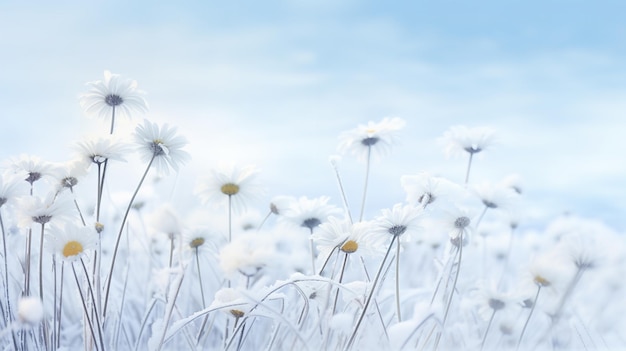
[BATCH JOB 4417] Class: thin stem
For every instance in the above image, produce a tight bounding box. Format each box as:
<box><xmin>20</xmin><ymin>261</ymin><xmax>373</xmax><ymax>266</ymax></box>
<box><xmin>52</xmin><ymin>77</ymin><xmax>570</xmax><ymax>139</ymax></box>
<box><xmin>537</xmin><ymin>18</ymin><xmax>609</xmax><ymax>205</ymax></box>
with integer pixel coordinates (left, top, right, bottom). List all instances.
<box><xmin>331</xmin><ymin>161</ymin><xmax>353</xmax><ymax>224</ymax></box>
<box><xmin>72</xmin><ymin>263</ymin><xmax>101</xmax><ymax>351</ymax></box>
<box><xmin>464</xmin><ymin>152</ymin><xmax>475</xmax><ymax>185</ymax></box>
<box><xmin>228</xmin><ymin>195</ymin><xmax>232</xmax><ymax>243</ymax></box>
<box><xmin>358</xmin><ymin>145</ymin><xmax>372</xmax><ymax>222</ymax></box>
<box><xmin>442</xmin><ymin>231</ymin><xmax>464</xmax><ymax>324</ymax></box>
<box><xmin>168</xmin><ymin>236</ymin><xmax>175</xmax><ymax>269</ymax></box>
<box><xmin>195</xmin><ymin>248</ymin><xmax>206</xmax><ymax>308</ymax></box>
<box><xmin>332</xmin><ymin>252</ymin><xmax>349</xmax><ymax>314</ymax></box>
<box><xmin>0</xmin><ymin>212</ymin><xmax>18</xmax><ymax>351</ymax></box>
<box><xmin>58</xmin><ymin>262</ymin><xmax>65</xmax><ymax>349</ymax></box>
<box><xmin>154</xmin><ymin>268</ymin><xmax>186</xmax><ymax>351</ymax></box>
<box><xmin>480</xmin><ymin>309</ymin><xmax>497</xmax><ymax>351</ymax></box>
<box><xmin>38</xmin><ymin>223</ymin><xmax>45</xmax><ymax>302</ymax></box>
<box><xmin>516</xmin><ymin>285</ymin><xmax>542</xmax><ymax>350</ymax></box>
<box><xmin>80</xmin><ymin>258</ymin><xmax>106</xmax><ymax>351</ymax></box>
<box><xmin>345</xmin><ymin>235</ymin><xmax>398</xmax><ymax>350</ymax></box>
<box><xmin>308</xmin><ymin>232</ymin><xmax>316</xmax><ymax>275</ymax></box>
<box><xmin>103</xmin><ymin>154</ymin><xmax>156</xmax><ymax>318</ymax></box>
<box><xmin>110</xmin><ymin>105</ymin><xmax>116</xmax><ymax>134</ymax></box>
<box><xmin>395</xmin><ymin>238</ymin><xmax>402</xmax><ymax>323</ymax></box>
<box><xmin>256</xmin><ymin>210</ymin><xmax>272</xmax><ymax>232</ymax></box>
<box><xmin>24</xmin><ymin>228</ymin><xmax>32</xmax><ymax>296</ymax></box>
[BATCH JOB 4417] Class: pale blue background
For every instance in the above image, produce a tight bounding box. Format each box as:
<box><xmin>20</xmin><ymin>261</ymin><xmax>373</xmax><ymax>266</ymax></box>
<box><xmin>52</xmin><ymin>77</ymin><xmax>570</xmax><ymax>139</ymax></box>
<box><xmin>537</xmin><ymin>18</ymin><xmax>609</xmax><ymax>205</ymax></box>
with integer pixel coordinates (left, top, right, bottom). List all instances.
<box><xmin>1</xmin><ymin>1</ymin><xmax>625</xmax><ymax>230</ymax></box>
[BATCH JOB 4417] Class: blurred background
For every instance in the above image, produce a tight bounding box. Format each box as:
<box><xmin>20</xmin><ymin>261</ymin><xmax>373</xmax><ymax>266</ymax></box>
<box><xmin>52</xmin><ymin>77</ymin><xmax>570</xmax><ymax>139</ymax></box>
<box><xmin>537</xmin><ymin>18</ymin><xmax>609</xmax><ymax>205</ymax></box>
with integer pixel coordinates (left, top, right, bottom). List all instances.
<box><xmin>1</xmin><ymin>0</ymin><xmax>625</xmax><ymax>230</ymax></box>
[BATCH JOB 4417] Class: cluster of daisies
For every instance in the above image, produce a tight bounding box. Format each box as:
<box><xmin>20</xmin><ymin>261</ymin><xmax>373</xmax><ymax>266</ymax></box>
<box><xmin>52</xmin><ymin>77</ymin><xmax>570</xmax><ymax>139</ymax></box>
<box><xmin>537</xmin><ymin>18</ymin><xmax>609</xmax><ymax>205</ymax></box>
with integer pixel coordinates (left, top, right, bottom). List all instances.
<box><xmin>0</xmin><ymin>71</ymin><xmax>624</xmax><ymax>351</ymax></box>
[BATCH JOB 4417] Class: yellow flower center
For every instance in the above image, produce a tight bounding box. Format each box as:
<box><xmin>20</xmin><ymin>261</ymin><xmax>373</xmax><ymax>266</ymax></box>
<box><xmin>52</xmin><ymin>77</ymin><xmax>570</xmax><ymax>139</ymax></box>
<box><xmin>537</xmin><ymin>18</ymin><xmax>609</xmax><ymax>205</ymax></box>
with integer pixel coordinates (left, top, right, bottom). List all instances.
<box><xmin>221</xmin><ymin>183</ymin><xmax>240</xmax><ymax>196</ymax></box>
<box><xmin>533</xmin><ymin>275</ymin><xmax>551</xmax><ymax>287</ymax></box>
<box><xmin>340</xmin><ymin>240</ymin><xmax>358</xmax><ymax>254</ymax></box>
<box><xmin>190</xmin><ymin>237</ymin><xmax>205</xmax><ymax>248</ymax></box>
<box><xmin>230</xmin><ymin>309</ymin><xmax>245</xmax><ymax>318</ymax></box>
<box><xmin>63</xmin><ymin>241</ymin><xmax>84</xmax><ymax>258</ymax></box>
<box><xmin>366</xmin><ymin>128</ymin><xmax>377</xmax><ymax>134</ymax></box>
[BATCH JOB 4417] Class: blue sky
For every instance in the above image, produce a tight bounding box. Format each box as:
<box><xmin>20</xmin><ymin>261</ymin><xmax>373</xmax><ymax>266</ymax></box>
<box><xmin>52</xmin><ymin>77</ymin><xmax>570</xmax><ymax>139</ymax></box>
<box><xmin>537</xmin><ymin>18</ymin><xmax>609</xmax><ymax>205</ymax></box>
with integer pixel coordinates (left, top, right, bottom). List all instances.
<box><xmin>1</xmin><ymin>1</ymin><xmax>625</xmax><ymax>229</ymax></box>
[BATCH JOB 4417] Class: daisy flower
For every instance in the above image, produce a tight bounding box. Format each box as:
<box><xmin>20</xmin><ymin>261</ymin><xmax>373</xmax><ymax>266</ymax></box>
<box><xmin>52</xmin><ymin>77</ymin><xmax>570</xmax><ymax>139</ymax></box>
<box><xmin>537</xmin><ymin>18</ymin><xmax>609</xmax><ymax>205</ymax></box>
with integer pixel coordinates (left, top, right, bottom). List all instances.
<box><xmin>440</xmin><ymin>125</ymin><xmax>496</xmax><ymax>158</ymax></box>
<box><xmin>283</xmin><ymin>196</ymin><xmax>342</xmax><ymax>233</ymax></box>
<box><xmin>313</xmin><ymin>217</ymin><xmax>383</xmax><ymax>257</ymax></box>
<box><xmin>473</xmin><ymin>181</ymin><xmax>519</xmax><ymax>210</ymax></box>
<box><xmin>79</xmin><ymin>70</ymin><xmax>148</xmax><ymax>121</ymax></box>
<box><xmin>218</xmin><ymin>232</ymin><xmax>275</xmax><ymax>278</ymax></box>
<box><xmin>134</xmin><ymin>119</ymin><xmax>191</xmax><ymax>176</ymax></box>
<box><xmin>400</xmin><ymin>172</ymin><xmax>465</xmax><ymax>209</ymax></box>
<box><xmin>372</xmin><ymin>203</ymin><xmax>423</xmax><ymax>242</ymax></box>
<box><xmin>74</xmin><ymin>133</ymin><xmax>131</xmax><ymax>166</ymax></box>
<box><xmin>148</xmin><ymin>204</ymin><xmax>183</xmax><ymax>240</ymax></box>
<box><xmin>437</xmin><ymin>205</ymin><xmax>474</xmax><ymax>245</ymax></box>
<box><xmin>195</xmin><ymin>164</ymin><xmax>265</xmax><ymax>214</ymax></box>
<box><xmin>52</xmin><ymin>158</ymin><xmax>90</xmax><ymax>193</ymax></box>
<box><xmin>184</xmin><ymin>226</ymin><xmax>220</xmax><ymax>252</ymax></box>
<box><xmin>0</xmin><ymin>171</ymin><xmax>28</xmax><ymax>208</ymax></box>
<box><xmin>16</xmin><ymin>192</ymin><xmax>74</xmax><ymax>228</ymax></box>
<box><xmin>8</xmin><ymin>154</ymin><xmax>58</xmax><ymax>187</ymax></box>
<box><xmin>46</xmin><ymin>222</ymin><xmax>98</xmax><ymax>262</ymax></box>
<box><xmin>338</xmin><ymin>117</ymin><xmax>406</xmax><ymax>162</ymax></box>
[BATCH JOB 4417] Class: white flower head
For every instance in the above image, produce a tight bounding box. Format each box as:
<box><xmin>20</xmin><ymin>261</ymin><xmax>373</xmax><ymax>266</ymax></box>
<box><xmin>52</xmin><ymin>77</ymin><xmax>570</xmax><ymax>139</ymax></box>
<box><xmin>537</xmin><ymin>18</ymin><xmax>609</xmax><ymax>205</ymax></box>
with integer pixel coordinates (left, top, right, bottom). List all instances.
<box><xmin>338</xmin><ymin>117</ymin><xmax>406</xmax><ymax>162</ymax></box>
<box><xmin>440</xmin><ymin>125</ymin><xmax>496</xmax><ymax>158</ymax></box>
<box><xmin>134</xmin><ymin>119</ymin><xmax>191</xmax><ymax>176</ymax></box>
<box><xmin>437</xmin><ymin>206</ymin><xmax>474</xmax><ymax>245</ymax></box>
<box><xmin>184</xmin><ymin>226</ymin><xmax>221</xmax><ymax>252</ymax></box>
<box><xmin>8</xmin><ymin>154</ymin><xmax>58</xmax><ymax>186</ymax></box>
<box><xmin>16</xmin><ymin>192</ymin><xmax>74</xmax><ymax>228</ymax></box>
<box><xmin>314</xmin><ymin>217</ymin><xmax>384</xmax><ymax>258</ymax></box>
<box><xmin>79</xmin><ymin>70</ymin><xmax>148</xmax><ymax>120</ymax></box>
<box><xmin>74</xmin><ymin>133</ymin><xmax>131</xmax><ymax>166</ymax></box>
<box><xmin>52</xmin><ymin>158</ymin><xmax>90</xmax><ymax>193</ymax></box>
<box><xmin>218</xmin><ymin>232</ymin><xmax>275</xmax><ymax>278</ymax></box>
<box><xmin>148</xmin><ymin>204</ymin><xmax>183</xmax><ymax>239</ymax></box>
<box><xmin>473</xmin><ymin>181</ymin><xmax>519</xmax><ymax>210</ymax></box>
<box><xmin>268</xmin><ymin>195</ymin><xmax>296</xmax><ymax>216</ymax></box>
<box><xmin>195</xmin><ymin>163</ymin><xmax>265</xmax><ymax>214</ymax></box>
<box><xmin>400</xmin><ymin>172</ymin><xmax>465</xmax><ymax>209</ymax></box>
<box><xmin>46</xmin><ymin>222</ymin><xmax>98</xmax><ymax>262</ymax></box>
<box><xmin>283</xmin><ymin>196</ymin><xmax>343</xmax><ymax>233</ymax></box>
<box><xmin>17</xmin><ymin>296</ymin><xmax>44</xmax><ymax>325</ymax></box>
<box><xmin>372</xmin><ymin>203</ymin><xmax>423</xmax><ymax>242</ymax></box>
<box><xmin>0</xmin><ymin>171</ymin><xmax>29</xmax><ymax>208</ymax></box>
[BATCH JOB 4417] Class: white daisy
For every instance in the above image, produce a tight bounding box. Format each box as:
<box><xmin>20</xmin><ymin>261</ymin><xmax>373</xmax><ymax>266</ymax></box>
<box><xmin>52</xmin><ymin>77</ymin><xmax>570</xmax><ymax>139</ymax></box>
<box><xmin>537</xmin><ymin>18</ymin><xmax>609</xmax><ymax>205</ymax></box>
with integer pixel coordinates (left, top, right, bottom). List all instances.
<box><xmin>134</xmin><ymin>119</ymin><xmax>191</xmax><ymax>176</ymax></box>
<box><xmin>313</xmin><ymin>217</ymin><xmax>383</xmax><ymax>257</ymax></box>
<box><xmin>0</xmin><ymin>171</ymin><xmax>28</xmax><ymax>208</ymax></box>
<box><xmin>195</xmin><ymin>164</ymin><xmax>265</xmax><ymax>214</ymax></box>
<box><xmin>218</xmin><ymin>232</ymin><xmax>275</xmax><ymax>278</ymax></box>
<box><xmin>282</xmin><ymin>196</ymin><xmax>342</xmax><ymax>233</ymax></box>
<box><xmin>46</xmin><ymin>222</ymin><xmax>98</xmax><ymax>262</ymax></box>
<box><xmin>473</xmin><ymin>181</ymin><xmax>519</xmax><ymax>210</ymax></box>
<box><xmin>440</xmin><ymin>125</ymin><xmax>496</xmax><ymax>158</ymax></box>
<box><xmin>16</xmin><ymin>192</ymin><xmax>74</xmax><ymax>228</ymax></box>
<box><xmin>338</xmin><ymin>117</ymin><xmax>406</xmax><ymax>162</ymax></box>
<box><xmin>79</xmin><ymin>70</ymin><xmax>148</xmax><ymax>121</ymax></box>
<box><xmin>372</xmin><ymin>203</ymin><xmax>423</xmax><ymax>242</ymax></box>
<box><xmin>400</xmin><ymin>172</ymin><xmax>465</xmax><ymax>209</ymax></box>
<box><xmin>74</xmin><ymin>133</ymin><xmax>131</xmax><ymax>166</ymax></box>
<box><xmin>8</xmin><ymin>154</ymin><xmax>58</xmax><ymax>187</ymax></box>
<box><xmin>52</xmin><ymin>158</ymin><xmax>90</xmax><ymax>193</ymax></box>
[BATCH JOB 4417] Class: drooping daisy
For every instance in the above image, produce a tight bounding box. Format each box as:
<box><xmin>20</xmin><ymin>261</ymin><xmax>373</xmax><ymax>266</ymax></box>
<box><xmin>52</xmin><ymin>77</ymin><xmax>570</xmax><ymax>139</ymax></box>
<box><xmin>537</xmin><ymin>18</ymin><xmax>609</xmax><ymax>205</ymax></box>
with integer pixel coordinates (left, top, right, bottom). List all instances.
<box><xmin>134</xmin><ymin>119</ymin><xmax>191</xmax><ymax>176</ymax></box>
<box><xmin>195</xmin><ymin>164</ymin><xmax>265</xmax><ymax>214</ymax></box>
<box><xmin>74</xmin><ymin>133</ymin><xmax>131</xmax><ymax>166</ymax></box>
<box><xmin>338</xmin><ymin>117</ymin><xmax>406</xmax><ymax>162</ymax></box>
<box><xmin>79</xmin><ymin>70</ymin><xmax>148</xmax><ymax>121</ymax></box>
<box><xmin>473</xmin><ymin>181</ymin><xmax>519</xmax><ymax>211</ymax></box>
<box><xmin>46</xmin><ymin>222</ymin><xmax>98</xmax><ymax>262</ymax></box>
<box><xmin>283</xmin><ymin>196</ymin><xmax>342</xmax><ymax>233</ymax></box>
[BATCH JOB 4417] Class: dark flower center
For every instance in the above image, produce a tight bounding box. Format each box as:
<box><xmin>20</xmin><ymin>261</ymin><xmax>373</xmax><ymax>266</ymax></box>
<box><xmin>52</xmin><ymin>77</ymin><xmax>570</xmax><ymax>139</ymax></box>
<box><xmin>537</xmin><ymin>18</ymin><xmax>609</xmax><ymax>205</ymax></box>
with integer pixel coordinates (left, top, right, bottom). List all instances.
<box><xmin>0</xmin><ymin>198</ymin><xmax>7</xmax><ymax>207</ymax></box>
<box><xmin>388</xmin><ymin>225</ymin><xmax>407</xmax><ymax>236</ymax></box>
<box><xmin>488</xmin><ymin>298</ymin><xmax>505</xmax><ymax>310</ymax></box>
<box><xmin>26</xmin><ymin>172</ymin><xmax>41</xmax><ymax>184</ymax></box>
<box><xmin>302</xmin><ymin>218</ymin><xmax>321</xmax><ymax>231</ymax></box>
<box><xmin>361</xmin><ymin>137</ymin><xmax>380</xmax><ymax>146</ymax></box>
<box><xmin>454</xmin><ymin>216</ymin><xmax>470</xmax><ymax>229</ymax></box>
<box><xmin>62</xmin><ymin>177</ymin><xmax>78</xmax><ymax>189</ymax></box>
<box><xmin>482</xmin><ymin>200</ymin><xmax>497</xmax><ymax>209</ymax></box>
<box><xmin>464</xmin><ymin>146</ymin><xmax>482</xmax><ymax>154</ymax></box>
<box><xmin>150</xmin><ymin>141</ymin><xmax>166</xmax><ymax>156</ymax></box>
<box><xmin>419</xmin><ymin>193</ymin><xmax>436</xmax><ymax>205</ymax></box>
<box><xmin>33</xmin><ymin>215</ymin><xmax>52</xmax><ymax>224</ymax></box>
<box><xmin>105</xmin><ymin>94</ymin><xmax>124</xmax><ymax>107</ymax></box>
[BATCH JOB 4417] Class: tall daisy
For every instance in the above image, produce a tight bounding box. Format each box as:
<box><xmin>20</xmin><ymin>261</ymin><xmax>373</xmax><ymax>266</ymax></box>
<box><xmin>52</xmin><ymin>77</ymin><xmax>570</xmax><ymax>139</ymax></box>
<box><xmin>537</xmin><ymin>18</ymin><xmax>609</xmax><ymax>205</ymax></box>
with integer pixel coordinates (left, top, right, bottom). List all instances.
<box><xmin>338</xmin><ymin>117</ymin><xmax>405</xmax><ymax>221</ymax></box>
<box><xmin>104</xmin><ymin>119</ymin><xmax>189</xmax><ymax>317</ymax></box>
<box><xmin>79</xmin><ymin>70</ymin><xmax>148</xmax><ymax>133</ymax></box>
<box><xmin>46</xmin><ymin>222</ymin><xmax>98</xmax><ymax>263</ymax></box>
<box><xmin>440</xmin><ymin>125</ymin><xmax>496</xmax><ymax>184</ymax></box>
<box><xmin>372</xmin><ymin>203</ymin><xmax>422</xmax><ymax>322</ymax></box>
<box><xmin>8</xmin><ymin>154</ymin><xmax>58</xmax><ymax>193</ymax></box>
<box><xmin>195</xmin><ymin>163</ymin><xmax>265</xmax><ymax>214</ymax></box>
<box><xmin>134</xmin><ymin>119</ymin><xmax>191</xmax><ymax>176</ymax></box>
